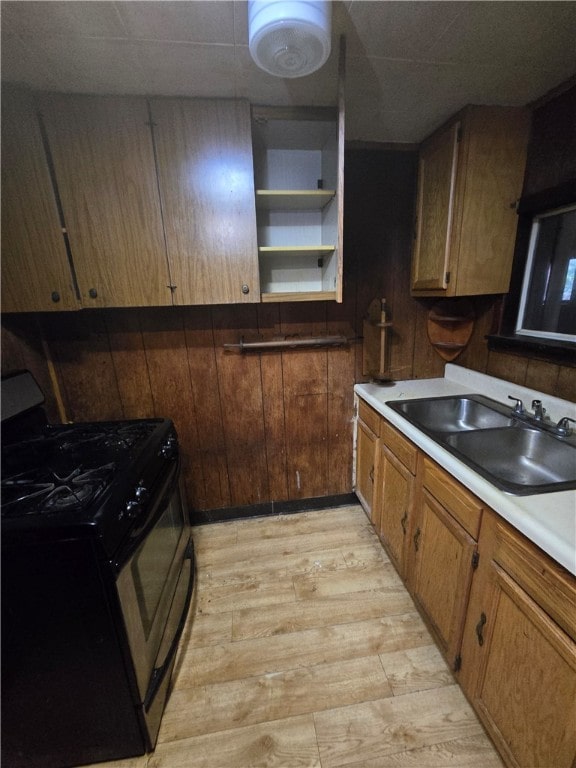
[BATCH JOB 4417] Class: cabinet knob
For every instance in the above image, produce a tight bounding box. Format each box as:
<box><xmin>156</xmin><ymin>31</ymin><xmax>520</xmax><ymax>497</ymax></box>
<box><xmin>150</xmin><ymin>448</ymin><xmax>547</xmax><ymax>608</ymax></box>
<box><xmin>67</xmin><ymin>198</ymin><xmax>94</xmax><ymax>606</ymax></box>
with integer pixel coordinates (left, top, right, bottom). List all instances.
<box><xmin>51</xmin><ymin>291</ymin><xmax>61</xmax><ymax>303</ymax></box>
<box><xmin>88</xmin><ymin>288</ymin><xmax>98</xmax><ymax>299</ymax></box>
<box><xmin>241</xmin><ymin>284</ymin><xmax>250</xmax><ymax>295</ymax></box>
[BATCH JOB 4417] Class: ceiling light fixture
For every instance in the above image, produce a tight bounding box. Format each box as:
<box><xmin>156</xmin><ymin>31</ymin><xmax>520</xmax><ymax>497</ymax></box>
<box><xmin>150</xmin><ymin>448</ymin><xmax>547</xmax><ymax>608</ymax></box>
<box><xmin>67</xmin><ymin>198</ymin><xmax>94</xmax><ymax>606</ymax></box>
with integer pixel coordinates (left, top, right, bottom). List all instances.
<box><xmin>248</xmin><ymin>0</ymin><xmax>332</xmax><ymax>79</ymax></box>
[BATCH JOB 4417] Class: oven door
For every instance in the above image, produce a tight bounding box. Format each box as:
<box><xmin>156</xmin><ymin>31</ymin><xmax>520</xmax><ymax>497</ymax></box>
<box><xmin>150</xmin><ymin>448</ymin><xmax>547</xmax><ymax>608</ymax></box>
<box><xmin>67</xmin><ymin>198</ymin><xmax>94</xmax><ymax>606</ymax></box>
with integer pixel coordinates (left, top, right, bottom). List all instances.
<box><xmin>115</xmin><ymin>459</ymin><xmax>194</xmax><ymax>745</ymax></box>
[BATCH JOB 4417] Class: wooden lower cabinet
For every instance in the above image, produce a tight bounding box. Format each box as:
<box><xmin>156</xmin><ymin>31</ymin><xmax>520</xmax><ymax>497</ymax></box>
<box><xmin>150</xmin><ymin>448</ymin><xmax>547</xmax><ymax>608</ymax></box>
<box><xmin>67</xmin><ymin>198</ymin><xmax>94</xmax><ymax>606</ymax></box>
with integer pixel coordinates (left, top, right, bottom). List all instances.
<box><xmin>374</xmin><ymin>421</ymin><xmax>417</xmax><ymax>578</ymax></box>
<box><xmin>355</xmin><ymin>400</ymin><xmax>381</xmax><ymax>520</ymax></box>
<box><xmin>354</xmin><ymin>398</ymin><xmax>576</xmax><ymax>767</ymax></box>
<box><xmin>459</xmin><ymin>510</ymin><xmax>576</xmax><ymax>768</ymax></box>
<box><xmin>408</xmin><ymin>459</ymin><xmax>482</xmax><ymax>669</ymax></box>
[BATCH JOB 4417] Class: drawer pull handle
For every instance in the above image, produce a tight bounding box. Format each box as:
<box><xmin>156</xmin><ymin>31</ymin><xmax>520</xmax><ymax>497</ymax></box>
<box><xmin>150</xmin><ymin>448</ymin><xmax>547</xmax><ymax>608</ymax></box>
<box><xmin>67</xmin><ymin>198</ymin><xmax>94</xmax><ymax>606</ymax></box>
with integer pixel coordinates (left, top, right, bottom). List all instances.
<box><xmin>400</xmin><ymin>511</ymin><xmax>408</xmax><ymax>535</ymax></box>
<box><xmin>413</xmin><ymin>526</ymin><xmax>421</xmax><ymax>552</ymax></box>
<box><xmin>476</xmin><ymin>612</ymin><xmax>487</xmax><ymax>646</ymax></box>
<box><xmin>369</xmin><ymin>466</ymin><xmax>374</xmax><ymax>483</ymax></box>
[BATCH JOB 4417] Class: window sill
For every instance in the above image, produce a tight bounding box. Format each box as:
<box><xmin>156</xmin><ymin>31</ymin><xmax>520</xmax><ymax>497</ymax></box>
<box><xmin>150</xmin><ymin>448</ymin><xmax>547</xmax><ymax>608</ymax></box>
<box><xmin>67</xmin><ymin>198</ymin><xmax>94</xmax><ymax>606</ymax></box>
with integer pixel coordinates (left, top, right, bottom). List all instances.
<box><xmin>487</xmin><ymin>333</ymin><xmax>576</xmax><ymax>365</ymax></box>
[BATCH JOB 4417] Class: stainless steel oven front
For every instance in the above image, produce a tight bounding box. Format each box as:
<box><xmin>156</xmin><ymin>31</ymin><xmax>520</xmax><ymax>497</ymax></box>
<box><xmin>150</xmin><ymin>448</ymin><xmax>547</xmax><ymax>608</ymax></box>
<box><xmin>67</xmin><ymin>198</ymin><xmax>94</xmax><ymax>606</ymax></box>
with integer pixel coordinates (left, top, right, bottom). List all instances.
<box><xmin>115</xmin><ymin>456</ymin><xmax>194</xmax><ymax>748</ymax></box>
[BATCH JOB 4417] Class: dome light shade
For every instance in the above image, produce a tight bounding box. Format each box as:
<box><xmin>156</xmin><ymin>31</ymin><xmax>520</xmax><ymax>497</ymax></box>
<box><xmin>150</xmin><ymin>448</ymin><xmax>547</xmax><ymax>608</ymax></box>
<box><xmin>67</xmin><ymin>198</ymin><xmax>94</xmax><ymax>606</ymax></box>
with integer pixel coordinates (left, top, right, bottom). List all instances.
<box><xmin>248</xmin><ymin>0</ymin><xmax>332</xmax><ymax>78</ymax></box>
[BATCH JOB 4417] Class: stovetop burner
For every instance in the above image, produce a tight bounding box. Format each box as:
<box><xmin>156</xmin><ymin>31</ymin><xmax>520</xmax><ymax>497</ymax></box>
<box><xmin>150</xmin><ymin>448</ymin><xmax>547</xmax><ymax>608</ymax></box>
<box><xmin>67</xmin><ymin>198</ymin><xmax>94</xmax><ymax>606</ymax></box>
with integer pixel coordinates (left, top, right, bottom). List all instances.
<box><xmin>2</xmin><ymin>463</ymin><xmax>116</xmax><ymax>518</ymax></box>
<box><xmin>1</xmin><ymin>418</ymin><xmax>166</xmax><ymax>521</ymax></box>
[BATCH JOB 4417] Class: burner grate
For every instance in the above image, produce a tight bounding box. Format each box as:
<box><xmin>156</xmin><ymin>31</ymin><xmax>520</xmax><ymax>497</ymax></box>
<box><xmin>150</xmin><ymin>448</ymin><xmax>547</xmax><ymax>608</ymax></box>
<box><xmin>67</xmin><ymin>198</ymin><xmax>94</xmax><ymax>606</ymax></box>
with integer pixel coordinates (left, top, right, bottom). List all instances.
<box><xmin>1</xmin><ymin>463</ymin><xmax>116</xmax><ymax>517</ymax></box>
<box><xmin>52</xmin><ymin>423</ymin><xmax>158</xmax><ymax>452</ymax></box>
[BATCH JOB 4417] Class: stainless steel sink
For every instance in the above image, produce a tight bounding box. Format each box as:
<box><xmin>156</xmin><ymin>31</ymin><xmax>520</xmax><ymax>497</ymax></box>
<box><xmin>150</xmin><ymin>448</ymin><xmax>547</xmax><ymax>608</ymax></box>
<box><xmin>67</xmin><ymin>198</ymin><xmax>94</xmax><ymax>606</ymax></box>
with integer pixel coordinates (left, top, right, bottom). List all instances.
<box><xmin>388</xmin><ymin>395</ymin><xmax>513</xmax><ymax>432</ymax></box>
<box><xmin>386</xmin><ymin>394</ymin><xmax>576</xmax><ymax>495</ymax></box>
<box><xmin>444</xmin><ymin>427</ymin><xmax>576</xmax><ymax>494</ymax></box>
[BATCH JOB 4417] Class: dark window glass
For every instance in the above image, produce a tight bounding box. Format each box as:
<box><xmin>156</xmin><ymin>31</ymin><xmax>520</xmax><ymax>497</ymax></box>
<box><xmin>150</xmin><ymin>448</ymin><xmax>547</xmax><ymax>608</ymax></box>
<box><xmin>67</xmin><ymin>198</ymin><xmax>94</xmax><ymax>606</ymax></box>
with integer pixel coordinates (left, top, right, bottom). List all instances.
<box><xmin>516</xmin><ymin>205</ymin><xmax>576</xmax><ymax>341</ymax></box>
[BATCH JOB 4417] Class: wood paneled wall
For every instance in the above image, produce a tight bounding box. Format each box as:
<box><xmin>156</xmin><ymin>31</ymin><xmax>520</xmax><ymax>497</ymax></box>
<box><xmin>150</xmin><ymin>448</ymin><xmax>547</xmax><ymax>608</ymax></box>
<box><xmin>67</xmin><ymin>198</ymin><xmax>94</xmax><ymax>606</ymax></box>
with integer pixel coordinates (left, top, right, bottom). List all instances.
<box><xmin>2</xmin><ymin>304</ymin><xmax>358</xmax><ymax>513</ymax></box>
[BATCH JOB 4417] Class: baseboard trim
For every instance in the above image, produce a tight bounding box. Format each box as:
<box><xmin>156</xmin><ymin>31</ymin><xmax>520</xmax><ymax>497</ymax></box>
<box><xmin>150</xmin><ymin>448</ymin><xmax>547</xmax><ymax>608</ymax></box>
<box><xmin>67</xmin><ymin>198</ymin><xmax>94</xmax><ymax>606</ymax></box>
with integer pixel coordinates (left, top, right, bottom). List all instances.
<box><xmin>191</xmin><ymin>493</ymin><xmax>358</xmax><ymax>525</ymax></box>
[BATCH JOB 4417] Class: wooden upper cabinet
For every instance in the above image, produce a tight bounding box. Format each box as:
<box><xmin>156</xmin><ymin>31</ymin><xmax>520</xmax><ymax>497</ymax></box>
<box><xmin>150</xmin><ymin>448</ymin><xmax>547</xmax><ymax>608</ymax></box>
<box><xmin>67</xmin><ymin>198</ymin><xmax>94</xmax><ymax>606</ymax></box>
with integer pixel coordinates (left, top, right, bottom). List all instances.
<box><xmin>251</xmin><ymin>39</ymin><xmax>345</xmax><ymax>303</ymax></box>
<box><xmin>39</xmin><ymin>94</ymin><xmax>172</xmax><ymax>308</ymax></box>
<box><xmin>150</xmin><ymin>98</ymin><xmax>259</xmax><ymax>305</ymax></box>
<box><xmin>411</xmin><ymin>122</ymin><xmax>460</xmax><ymax>293</ymax></box>
<box><xmin>411</xmin><ymin>106</ymin><xmax>530</xmax><ymax>297</ymax></box>
<box><xmin>1</xmin><ymin>87</ymin><xmax>78</xmax><ymax>312</ymax></box>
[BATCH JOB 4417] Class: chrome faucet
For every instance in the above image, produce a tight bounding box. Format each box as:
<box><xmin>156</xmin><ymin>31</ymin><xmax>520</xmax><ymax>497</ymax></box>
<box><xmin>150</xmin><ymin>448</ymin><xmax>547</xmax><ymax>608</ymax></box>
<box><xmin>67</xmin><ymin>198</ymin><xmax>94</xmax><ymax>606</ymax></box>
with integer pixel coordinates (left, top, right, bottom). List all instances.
<box><xmin>508</xmin><ymin>394</ymin><xmax>575</xmax><ymax>437</ymax></box>
<box><xmin>531</xmin><ymin>399</ymin><xmax>546</xmax><ymax>421</ymax></box>
<box><xmin>555</xmin><ymin>417</ymin><xmax>576</xmax><ymax>437</ymax></box>
<box><xmin>507</xmin><ymin>396</ymin><xmax>525</xmax><ymax>415</ymax></box>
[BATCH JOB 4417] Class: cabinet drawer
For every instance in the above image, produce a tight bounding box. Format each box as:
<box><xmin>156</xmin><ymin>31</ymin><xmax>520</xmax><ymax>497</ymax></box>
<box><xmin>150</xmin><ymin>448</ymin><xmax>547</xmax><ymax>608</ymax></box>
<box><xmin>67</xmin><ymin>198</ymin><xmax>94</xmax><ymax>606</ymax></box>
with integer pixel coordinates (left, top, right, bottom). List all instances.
<box><xmin>358</xmin><ymin>400</ymin><xmax>381</xmax><ymax>437</ymax></box>
<box><xmin>381</xmin><ymin>420</ymin><xmax>417</xmax><ymax>475</ymax></box>
<box><xmin>494</xmin><ymin>516</ymin><xmax>576</xmax><ymax>642</ymax></box>
<box><xmin>423</xmin><ymin>458</ymin><xmax>482</xmax><ymax>539</ymax></box>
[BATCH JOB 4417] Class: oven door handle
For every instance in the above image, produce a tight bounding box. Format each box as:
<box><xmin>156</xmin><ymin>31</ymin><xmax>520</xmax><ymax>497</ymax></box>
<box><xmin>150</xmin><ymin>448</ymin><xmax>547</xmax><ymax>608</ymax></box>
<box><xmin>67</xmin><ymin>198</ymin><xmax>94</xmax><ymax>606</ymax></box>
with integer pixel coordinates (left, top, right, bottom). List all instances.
<box><xmin>143</xmin><ymin>538</ymin><xmax>195</xmax><ymax>713</ymax></box>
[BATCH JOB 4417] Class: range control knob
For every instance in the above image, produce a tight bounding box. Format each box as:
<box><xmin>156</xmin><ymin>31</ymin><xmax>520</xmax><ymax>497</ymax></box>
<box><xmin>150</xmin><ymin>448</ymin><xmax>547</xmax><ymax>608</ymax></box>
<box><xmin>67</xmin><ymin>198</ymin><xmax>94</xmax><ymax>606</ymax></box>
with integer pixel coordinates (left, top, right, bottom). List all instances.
<box><xmin>134</xmin><ymin>484</ymin><xmax>148</xmax><ymax>501</ymax></box>
<box><xmin>124</xmin><ymin>500</ymin><xmax>141</xmax><ymax>519</ymax></box>
<box><xmin>160</xmin><ymin>434</ymin><xmax>178</xmax><ymax>460</ymax></box>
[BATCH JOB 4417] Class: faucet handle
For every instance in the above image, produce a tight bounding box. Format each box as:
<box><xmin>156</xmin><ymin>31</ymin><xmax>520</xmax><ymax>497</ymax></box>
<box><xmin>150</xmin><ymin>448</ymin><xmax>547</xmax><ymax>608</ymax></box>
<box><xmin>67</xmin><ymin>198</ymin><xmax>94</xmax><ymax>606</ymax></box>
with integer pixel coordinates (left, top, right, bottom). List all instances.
<box><xmin>555</xmin><ymin>417</ymin><xmax>576</xmax><ymax>436</ymax></box>
<box><xmin>508</xmin><ymin>396</ymin><xmax>525</xmax><ymax>415</ymax></box>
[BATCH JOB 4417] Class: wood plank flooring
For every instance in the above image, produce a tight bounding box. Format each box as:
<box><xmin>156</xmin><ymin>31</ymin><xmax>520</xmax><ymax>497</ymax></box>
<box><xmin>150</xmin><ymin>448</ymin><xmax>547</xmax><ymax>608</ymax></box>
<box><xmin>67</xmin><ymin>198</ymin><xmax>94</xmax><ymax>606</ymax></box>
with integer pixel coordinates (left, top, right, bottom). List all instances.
<box><xmin>83</xmin><ymin>505</ymin><xmax>503</xmax><ymax>768</ymax></box>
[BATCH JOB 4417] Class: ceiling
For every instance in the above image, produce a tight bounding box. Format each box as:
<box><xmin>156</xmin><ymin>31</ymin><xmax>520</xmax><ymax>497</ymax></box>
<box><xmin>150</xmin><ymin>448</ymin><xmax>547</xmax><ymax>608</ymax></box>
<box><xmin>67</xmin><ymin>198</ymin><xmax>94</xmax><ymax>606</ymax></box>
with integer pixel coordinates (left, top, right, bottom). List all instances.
<box><xmin>2</xmin><ymin>0</ymin><xmax>576</xmax><ymax>144</ymax></box>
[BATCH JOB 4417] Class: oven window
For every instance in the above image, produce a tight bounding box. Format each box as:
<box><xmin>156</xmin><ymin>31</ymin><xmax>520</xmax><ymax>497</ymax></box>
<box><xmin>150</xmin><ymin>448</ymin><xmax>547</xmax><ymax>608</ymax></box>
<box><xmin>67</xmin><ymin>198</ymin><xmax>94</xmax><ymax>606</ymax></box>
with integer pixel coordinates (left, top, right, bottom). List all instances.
<box><xmin>131</xmin><ymin>487</ymin><xmax>184</xmax><ymax>638</ymax></box>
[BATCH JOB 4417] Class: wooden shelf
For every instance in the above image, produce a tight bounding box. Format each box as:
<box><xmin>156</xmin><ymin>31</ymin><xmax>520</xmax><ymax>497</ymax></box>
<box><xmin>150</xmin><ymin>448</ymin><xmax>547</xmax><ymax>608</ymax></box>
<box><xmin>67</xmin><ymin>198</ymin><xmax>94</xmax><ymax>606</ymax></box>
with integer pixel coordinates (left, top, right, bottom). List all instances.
<box><xmin>427</xmin><ymin>299</ymin><xmax>474</xmax><ymax>361</ymax></box>
<box><xmin>261</xmin><ymin>290</ymin><xmax>337</xmax><ymax>303</ymax></box>
<box><xmin>256</xmin><ymin>190</ymin><xmax>335</xmax><ymax>210</ymax></box>
<box><xmin>428</xmin><ymin>311</ymin><xmax>474</xmax><ymax>323</ymax></box>
<box><xmin>258</xmin><ymin>245</ymin><xmax>335</xmax><ymax>257</ymax></box>
<box><xmin>431</xmin><ymin>341</ymin><xmax>468</xmax><ymax>350</ymax></box>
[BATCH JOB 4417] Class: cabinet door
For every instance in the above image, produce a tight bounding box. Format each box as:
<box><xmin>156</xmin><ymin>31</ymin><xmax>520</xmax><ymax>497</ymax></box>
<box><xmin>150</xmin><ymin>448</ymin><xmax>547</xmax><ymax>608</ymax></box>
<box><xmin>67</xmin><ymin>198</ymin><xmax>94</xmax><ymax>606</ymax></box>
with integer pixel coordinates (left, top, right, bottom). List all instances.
<box><xmin>40</xmin><ymin>94</ymin><xmax>171</xmax><ymax>308</ymax></box>
<box><xmin>411</xmin><ymin>121</ymin><xmax>459</xmax><ymax>292</ymax></box>
<box><xmin>467</xmin><ymin>565</ymin><xmax>576</xmax><ymax>767</ymax></box>
<box><xmin>355</xmin><ymin>419</ymin><xmax>378</xmax><ymax>519</ymax></box>
<box><xmin>150</xmin><ymin>98</ymin><xmax>259</xmax><ymax>305</ymax></box>
<box><xmin>376</xmin><ymin>443</ymin><xmax>413</xmax><ymax>578</ymax></box>
<box><xmin>460</xmin><ymin>511</ymin><xmax>576</xmax><ymax>768</ymax></box>
<box><xmin>1</xmin><ymin>88</ymin><xmax>78</xmax><ymax>312</ymax></box>
<box><xmin>411</xmin><ymin>489</ymin><xmax>477</xmax><ymax>667</ymax></box>
<box><xmin>452</xmin><ymin>107</ymin><xmax>529</xmax><ymax>296</ymax></box>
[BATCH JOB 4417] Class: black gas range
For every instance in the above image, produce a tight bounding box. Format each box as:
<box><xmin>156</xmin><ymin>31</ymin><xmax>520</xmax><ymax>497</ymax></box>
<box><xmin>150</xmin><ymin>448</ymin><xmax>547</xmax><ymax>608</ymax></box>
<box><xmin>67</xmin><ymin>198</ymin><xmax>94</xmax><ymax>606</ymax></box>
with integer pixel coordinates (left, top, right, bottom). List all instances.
<box><xmin>1</xmin><ymin>371</ymin><xmax>194</xmax><ymax>768</ymax></box>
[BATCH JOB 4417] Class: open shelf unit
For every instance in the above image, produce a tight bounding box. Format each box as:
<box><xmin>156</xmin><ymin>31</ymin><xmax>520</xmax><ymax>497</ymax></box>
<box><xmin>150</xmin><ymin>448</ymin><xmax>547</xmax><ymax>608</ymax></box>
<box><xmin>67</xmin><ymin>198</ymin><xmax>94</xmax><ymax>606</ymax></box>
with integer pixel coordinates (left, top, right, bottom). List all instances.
<box><xmin>251</xmin><ymin>81</ymin><xmax>344</xmax><ymax>303</ymax></box>
<box><xmin>255</xmin><ymin>190</ymin><xmax>335</xmax><ymax>210</ymax></box>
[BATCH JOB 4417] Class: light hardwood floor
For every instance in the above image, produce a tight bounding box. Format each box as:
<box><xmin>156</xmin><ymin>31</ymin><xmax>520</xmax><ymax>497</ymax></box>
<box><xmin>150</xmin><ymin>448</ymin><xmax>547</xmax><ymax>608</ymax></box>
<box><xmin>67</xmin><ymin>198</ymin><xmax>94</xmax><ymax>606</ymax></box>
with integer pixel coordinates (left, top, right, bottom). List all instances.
<box><xmin>84</xmin><ymin>505</ymin><xmax>503</xmax><ymax>768</ymax></box>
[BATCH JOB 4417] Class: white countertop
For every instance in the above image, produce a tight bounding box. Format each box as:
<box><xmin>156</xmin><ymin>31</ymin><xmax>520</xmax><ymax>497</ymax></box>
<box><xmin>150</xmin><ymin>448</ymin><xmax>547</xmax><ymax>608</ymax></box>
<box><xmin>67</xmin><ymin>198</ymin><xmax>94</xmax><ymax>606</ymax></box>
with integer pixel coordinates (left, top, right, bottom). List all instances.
<box><xmin>355</xmin><ymin>363</ymin><xmax>576</xmax><ymax>576</ymax></box>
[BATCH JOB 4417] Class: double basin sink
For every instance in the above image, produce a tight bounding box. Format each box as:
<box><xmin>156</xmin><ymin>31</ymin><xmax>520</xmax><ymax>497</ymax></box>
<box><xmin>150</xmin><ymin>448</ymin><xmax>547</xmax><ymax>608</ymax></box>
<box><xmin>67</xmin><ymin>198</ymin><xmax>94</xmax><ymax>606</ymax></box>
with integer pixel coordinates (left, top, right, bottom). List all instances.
<box><xmin>386</xmin><ymin>394</ymin><xmax>576</xmax><ymax>495</ymax></box>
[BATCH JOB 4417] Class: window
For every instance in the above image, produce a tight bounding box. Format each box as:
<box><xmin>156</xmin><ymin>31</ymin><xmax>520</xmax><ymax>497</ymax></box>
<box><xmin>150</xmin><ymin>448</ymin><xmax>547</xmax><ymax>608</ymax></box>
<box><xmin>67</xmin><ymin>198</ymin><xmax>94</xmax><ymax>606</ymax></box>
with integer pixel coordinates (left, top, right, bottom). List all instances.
<box><xmin>515</xmin><ymin>204</ymin><xmax>576</xmax><ymax>343</ymax></box>
<box><xmin>489</xmin><ymin>182</ymin><xmax>576</xmax><ymax>362</ymax></box>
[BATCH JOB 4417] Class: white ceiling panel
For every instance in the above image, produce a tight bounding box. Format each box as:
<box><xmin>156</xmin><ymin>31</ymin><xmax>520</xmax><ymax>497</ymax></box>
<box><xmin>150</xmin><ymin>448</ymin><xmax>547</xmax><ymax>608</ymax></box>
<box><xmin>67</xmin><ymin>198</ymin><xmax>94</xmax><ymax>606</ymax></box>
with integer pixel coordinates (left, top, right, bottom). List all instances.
<box><xmin>136</xmin><ymin>41</ymin><xmax>238</xmax><ymax>99</ymax></box>
<box><xmin>1</xmin><ymin>0</ymin><xmax>575</xmax><ymax>144</ymax></box>
<box><xmin>117</xmin><ymin>1</ymin><xmax>236</xmax><ymax>44</ymax></box>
